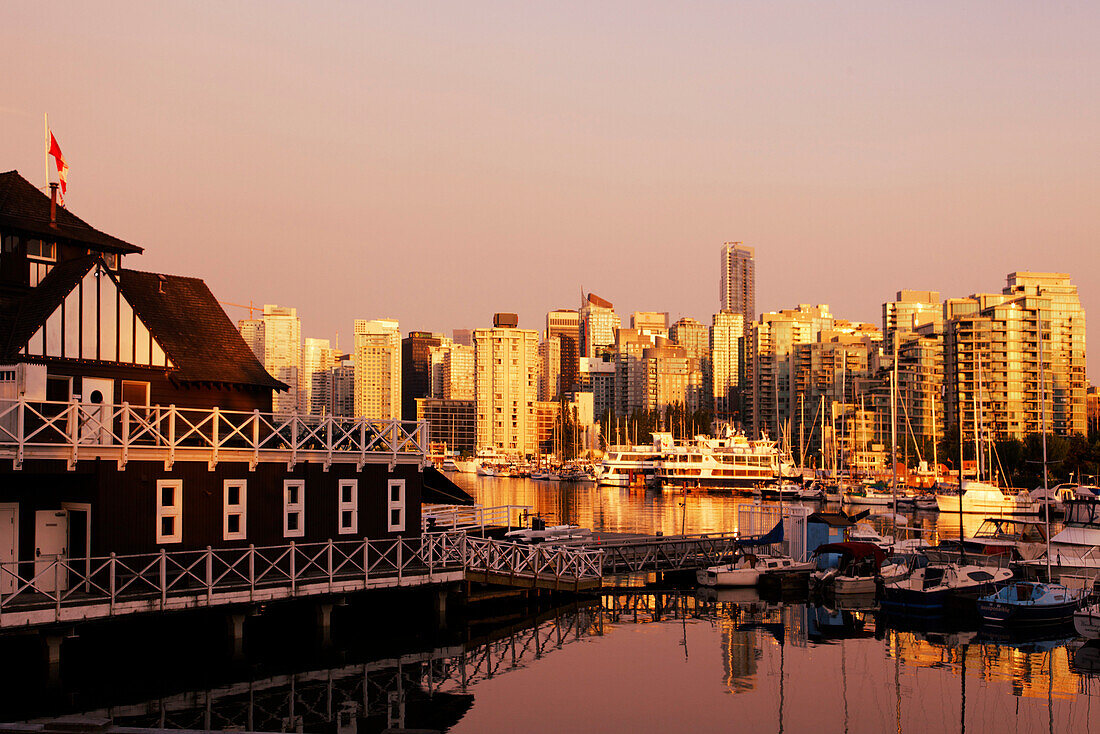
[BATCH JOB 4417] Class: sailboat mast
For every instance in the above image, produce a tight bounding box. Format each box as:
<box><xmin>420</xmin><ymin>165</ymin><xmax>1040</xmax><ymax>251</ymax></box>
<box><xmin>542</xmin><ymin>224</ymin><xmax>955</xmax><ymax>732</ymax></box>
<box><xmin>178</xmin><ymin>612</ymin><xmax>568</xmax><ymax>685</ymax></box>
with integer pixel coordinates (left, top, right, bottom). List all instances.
<box><xmin>1041</xmin><ymin>319</ymin><xmax>1050</xmax><ymax>579</ymax></box>
<box><xmin>957</xmin><ymin>322</ymin><xmax>965</xmax><ymax>555</ymax></box>
<box><xmin>891</xmin><ymin>340</ymin><xmax>899</xmax><ymax>521</ymax></box>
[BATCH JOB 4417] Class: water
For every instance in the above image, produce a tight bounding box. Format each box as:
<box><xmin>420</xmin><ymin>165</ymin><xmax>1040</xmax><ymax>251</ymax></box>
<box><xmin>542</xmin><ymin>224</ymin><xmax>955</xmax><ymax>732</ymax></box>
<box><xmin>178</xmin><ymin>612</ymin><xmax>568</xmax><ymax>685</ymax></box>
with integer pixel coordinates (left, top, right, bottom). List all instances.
<box><xmin>3</xmin><ymin>476</ymin><xmax>1097</xmax><ymax>733</ymax></box>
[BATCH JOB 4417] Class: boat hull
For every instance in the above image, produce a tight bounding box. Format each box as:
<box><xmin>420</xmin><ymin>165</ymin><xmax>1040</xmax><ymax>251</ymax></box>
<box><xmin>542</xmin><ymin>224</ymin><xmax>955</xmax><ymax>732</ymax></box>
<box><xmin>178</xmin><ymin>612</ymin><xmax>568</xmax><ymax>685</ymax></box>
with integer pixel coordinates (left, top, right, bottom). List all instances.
<box><xmin>1074</xmin><ymin>605</ymin><xmax>1100</xmax><ymax>640</ymax></box>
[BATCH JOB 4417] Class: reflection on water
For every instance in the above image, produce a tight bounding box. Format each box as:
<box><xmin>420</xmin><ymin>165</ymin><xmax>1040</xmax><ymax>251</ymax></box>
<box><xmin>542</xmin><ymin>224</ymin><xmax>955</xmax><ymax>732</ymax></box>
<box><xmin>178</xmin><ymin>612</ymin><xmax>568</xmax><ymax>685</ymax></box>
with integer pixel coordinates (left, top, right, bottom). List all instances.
<box><xmin>2</xmin><ymin>476</ymin><xmax>1093</xmax><ymax>733</ymax></box>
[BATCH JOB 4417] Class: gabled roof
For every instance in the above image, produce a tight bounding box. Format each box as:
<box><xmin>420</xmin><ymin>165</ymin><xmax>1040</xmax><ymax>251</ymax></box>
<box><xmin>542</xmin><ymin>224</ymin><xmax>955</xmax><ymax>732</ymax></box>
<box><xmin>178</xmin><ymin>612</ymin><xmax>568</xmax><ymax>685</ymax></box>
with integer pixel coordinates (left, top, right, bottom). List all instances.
<box><xmin>1</xmin><ymin>256</ymin><xmax>286</xmax><ymax>391</ymax></box>
<box><xmin>2</xmin><ymin>256</ymin><xmax>96</xmax><ymax>356</ymax></box>
<box><xmin>118</xmin><ymin>268</ymin><xmax>287</xmax><ymax>390</ymax></box>
<box><xmin>0</xmin><ymin>170</ymin><xmax>142</xmax><ymax>254</ymax></box>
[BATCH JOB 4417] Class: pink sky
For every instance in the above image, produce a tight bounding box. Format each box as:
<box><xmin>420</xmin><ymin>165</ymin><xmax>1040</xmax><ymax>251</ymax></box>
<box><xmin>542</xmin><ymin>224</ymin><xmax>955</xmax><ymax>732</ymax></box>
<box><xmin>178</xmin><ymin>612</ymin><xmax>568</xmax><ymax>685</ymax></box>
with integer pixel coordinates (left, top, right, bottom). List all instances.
<box><xmin>4</xmin><ymin>2</ymin><xmax>1097</xmax><ymax>375</ymax></box>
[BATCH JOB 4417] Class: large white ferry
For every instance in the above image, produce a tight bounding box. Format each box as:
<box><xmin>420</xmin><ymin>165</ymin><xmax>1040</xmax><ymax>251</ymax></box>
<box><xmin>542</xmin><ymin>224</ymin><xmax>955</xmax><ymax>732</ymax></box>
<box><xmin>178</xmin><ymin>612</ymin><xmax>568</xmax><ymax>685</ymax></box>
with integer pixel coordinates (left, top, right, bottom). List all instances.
<box><xmin>594</xmin><ymin>446</ymin><xmax>660</xmax><ymax>487</ymax></box>
<box><xmin>653</xmin><ymin>429</ymin><xmax>785</xmax><ymax>490</ymax></box>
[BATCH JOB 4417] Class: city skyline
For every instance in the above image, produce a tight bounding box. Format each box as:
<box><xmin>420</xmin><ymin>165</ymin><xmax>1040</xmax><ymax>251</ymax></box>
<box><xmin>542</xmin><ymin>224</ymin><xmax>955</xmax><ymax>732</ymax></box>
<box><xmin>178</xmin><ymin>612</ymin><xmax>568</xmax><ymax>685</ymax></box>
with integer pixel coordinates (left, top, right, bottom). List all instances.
<box><xmin>1</xmin><ymin>2</ymin><xmax>1096</xmax><ymax>377</ymax></box>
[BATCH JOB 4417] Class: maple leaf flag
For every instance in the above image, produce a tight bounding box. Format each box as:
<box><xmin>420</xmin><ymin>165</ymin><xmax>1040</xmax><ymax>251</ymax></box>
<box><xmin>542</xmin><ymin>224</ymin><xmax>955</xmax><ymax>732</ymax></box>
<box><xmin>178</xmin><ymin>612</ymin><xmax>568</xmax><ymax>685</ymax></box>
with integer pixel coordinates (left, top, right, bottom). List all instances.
<box><xmin>47</xmin><ymin>131</ymin><xmax>68</xmax><ymax>203</ymax></box>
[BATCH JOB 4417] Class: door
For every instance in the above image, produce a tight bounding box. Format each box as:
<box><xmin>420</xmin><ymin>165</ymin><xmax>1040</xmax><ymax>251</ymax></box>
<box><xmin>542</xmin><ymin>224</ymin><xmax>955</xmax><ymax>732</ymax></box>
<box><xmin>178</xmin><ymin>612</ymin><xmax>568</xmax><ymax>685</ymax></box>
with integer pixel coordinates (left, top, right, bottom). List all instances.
<box><xmin>34</xmin><ymin>510</ymin><xmax>68</xmax><ymax>594</ymax></box>
<box><xmin>80</xmin><ymin>377</ymin><xmax>114</xmax><ymax>445</ymax></box>
<box><xmin>62</xmin><ymin>503</ymin><xmax>90</xmax><ymax>592</ymax></box>
<box><xmin>0</xmin><ymin>504</ymin><xmax>16</xmax><ymax>595</ymax></box>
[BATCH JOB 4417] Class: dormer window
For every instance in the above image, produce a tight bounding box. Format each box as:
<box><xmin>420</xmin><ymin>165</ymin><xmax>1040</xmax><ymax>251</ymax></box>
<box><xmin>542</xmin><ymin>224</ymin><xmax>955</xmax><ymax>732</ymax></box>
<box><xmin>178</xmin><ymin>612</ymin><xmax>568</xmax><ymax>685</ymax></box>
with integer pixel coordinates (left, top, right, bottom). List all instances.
<box><xmin>101</xmin><ymin>252</ymin><xmax>119</xmax><ymax>269</ymax></box>
<box><xmin>26</xmin><ymin>239</ymin><xmax>56</xmax><ymax>261</ymax></box>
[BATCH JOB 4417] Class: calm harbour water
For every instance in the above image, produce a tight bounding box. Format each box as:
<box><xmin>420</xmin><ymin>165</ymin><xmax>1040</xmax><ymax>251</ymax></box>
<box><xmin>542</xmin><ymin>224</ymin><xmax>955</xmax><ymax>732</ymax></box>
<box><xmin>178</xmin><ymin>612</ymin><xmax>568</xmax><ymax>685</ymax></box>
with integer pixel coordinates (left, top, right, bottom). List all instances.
<box><xmin>3</xmin><ymin>476</ymin><xmax>1098</xmax><ymax>733</ymax></box>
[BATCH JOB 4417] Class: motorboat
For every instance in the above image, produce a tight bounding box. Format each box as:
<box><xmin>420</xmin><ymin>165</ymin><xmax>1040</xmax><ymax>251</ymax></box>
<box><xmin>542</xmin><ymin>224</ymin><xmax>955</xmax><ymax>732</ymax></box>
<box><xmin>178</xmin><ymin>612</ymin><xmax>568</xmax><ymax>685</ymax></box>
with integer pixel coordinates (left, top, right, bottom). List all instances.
<box><xmin>841</xmin><ymin>483</ymin><xmax>895</xmax><ymax>507</ymax></box>
<box><xmin>934</xmin><ymin>480</ymin><xmax>1039</xmax><ymax>515</ymax></box>
<box><xmin>809</xmin><ymin>541</ymin><xmax>907</xmax><ymax>595</ymax></box>
<box><xmin>977</xmin><ymin>581</ymin><xmax>1087</xmax><ymax>626</ymax></box>
<box><xmin>504</xmin><ymin>524</ymin><xmax>592</xmax><ymax>543</ymax></box>
<box><xmin>697</xmin><ymin>553</ymin><xmax>813</xmax><ymax>587</ymax></box>
<box><xmin>1016</xmin><ymin>524</ymin><xmax>1100</xmax><ymax>583</ymax></box>
<box><xmin>797</xmin><ymin>483</ymin><xmax>825</xmax><ymax>501</ymax></box>
<box><xmin>594</xmin><ymin>446</ymin><xmax>660</xmax><ymax>487</ymax></box>
<box><xmin>880</xmin><ymin>564</ymin><xmax>1014</xmax><ymax>617</ymax></box>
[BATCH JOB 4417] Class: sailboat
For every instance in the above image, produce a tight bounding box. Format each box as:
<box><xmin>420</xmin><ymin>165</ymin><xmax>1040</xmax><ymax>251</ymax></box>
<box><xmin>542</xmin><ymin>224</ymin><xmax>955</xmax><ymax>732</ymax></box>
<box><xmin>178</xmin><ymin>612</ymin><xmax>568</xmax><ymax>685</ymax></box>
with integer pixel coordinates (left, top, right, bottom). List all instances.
<box><xmin>976</xmin><ymin>329</ymin><xmax>1087</xmax><ymax>627</ymax></box>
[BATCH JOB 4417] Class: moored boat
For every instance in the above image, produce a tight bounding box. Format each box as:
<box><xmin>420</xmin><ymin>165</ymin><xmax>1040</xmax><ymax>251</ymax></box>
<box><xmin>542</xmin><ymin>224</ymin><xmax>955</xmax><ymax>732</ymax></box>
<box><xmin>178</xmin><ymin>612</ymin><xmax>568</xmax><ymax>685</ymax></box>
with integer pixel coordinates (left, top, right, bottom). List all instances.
<box><xmin>934</xmin><ymin>480</ymin><xmax>1039</xmax><ymax>515</ymax></box>
<box><xmin>880</xmin><ymin>564</ymin><xmax>1014</xmax><ymax>617</ymax></box>
<box><xmin>977</xmin><ymin>581</ymin><xmax>1086</xmax><ymax>626</ymax></box>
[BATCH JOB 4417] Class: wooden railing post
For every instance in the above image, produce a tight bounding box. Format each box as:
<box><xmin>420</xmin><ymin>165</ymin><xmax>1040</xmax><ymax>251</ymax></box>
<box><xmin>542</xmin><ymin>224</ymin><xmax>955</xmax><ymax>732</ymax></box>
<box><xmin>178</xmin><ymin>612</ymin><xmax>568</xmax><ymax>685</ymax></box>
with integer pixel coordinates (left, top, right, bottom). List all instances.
<box><xmin>248</xmin><ymin>544</ymin><xmax>256</xmax><ymax>601</ymax></box>
<box><xmin>205</xmin><ymin>546</ymin><xmax>213</xmax><ymax>604</ymax></box>
<box><xmin>363</xmin><ymin>537</ymin><xmax>370</xmax><ymax>584</ymax></box>
<box><xmin>120</xmin><ymin>402</ymin><xmax>130</xmax><ymax>468</ymax></box>
<box><xmin>397</xmin><ymin>538</ymin><xmax>403</xmax><ymax>583</ymax></box>
<box><xmin>251</xmin><ymin>410</ymin><xmax>260</xmax><ymax>470</ymax></box>
<box><xmin>160</xmin><ymin>549</ymin><xmax>167</xmax><ymax>609</ymax></box>
<box><xmin>167</xmin><ymin>405</ymin><xmax>177</xmax><ymax>470</ymax></box>
<box><xmin>109</xmin><ymin>553</ymin><xmax>116</xmax><ymax>614</ymax></box>
<box><xmin>54</xmin><ymin>560</ymin><xmax>61</xmax><ymax>621</ymax></box>
<box><xmin>327</xmin><ymin>539</ymin><xmax>334</xmax><ymax>591</ymax></box>
<box><xmin>15</xmin><ymin>397</ymin><xmax>25</xmax><ymax>468</ymax></box>
<box><xmin>290</xmin><ymin>541</ymin><xmax>297</xmax><ymax>594</ymax></box>
<box><xmin>210</xmin><ymin>408</ymin><xmax>220</xmax><ymax>469</ymax></box>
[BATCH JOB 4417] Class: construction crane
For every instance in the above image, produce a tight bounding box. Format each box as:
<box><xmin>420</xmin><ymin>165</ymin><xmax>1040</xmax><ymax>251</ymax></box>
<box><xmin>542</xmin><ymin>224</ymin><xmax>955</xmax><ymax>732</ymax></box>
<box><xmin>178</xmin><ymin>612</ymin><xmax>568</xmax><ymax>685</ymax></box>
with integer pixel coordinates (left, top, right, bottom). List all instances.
<box><xmin>219</xmin><ymin>300</ymin><xmax>262</xmax><ymax>319</ymax></box>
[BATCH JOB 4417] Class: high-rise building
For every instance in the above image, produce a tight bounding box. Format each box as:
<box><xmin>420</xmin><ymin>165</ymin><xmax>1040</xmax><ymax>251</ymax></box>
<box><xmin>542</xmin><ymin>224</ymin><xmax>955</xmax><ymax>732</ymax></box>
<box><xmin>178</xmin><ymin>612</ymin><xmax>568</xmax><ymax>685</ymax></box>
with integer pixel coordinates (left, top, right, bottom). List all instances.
<box><xmin>302</xmin><ymin>337</ymin><xmax>339</xmax><ymax>415</ymax></box>
<box><xmin>353</xmin><ymin>319</ymin><xmax>401</xmax><ymax>420</ymax></box>
<box><xmin>546</xmin><ymin>309</ymin><xmax>580</xmax><ymax>394</ymax></box>
<box><xmin>630</xmin><ymin>312</ymin><xmax>670</xmax><ymax>339</ymax></box>
<box><xmin>720</xmin><ymin>242</ymin><xmax>755</xmax><ymax>322</ymax></box>
<box><xmin>401</xmin><ymin>331</ymin><xmax>443</xmax><ymax>420</ymax></box>
<box><xmin>579</xmin><ymin>356</ymin><xmax>616</xmax><ymax>421</ymax></box>
<box><xmin>539</xmin><ymin>336</ymin><xmax>561</xmax><ymax>401</ymax></box>
<box><xmin>883</xmin><ymin>290</ymin><xmax>942</xmax><ymax>355</ymax></box>
<box><xmin>944</xmin><ymin>272</ymin><xmax>1087</xmax><ymax>441</ymax></box>
<box><xmin>416</xmin><ymin>398</ymin><xmax>476</xmax><ymax>455</ymax></box>
<box><xmin>474</xmin><ymin>315</ymin><xmax>540</xmax><ymax>454</ymax></box>
<box><xmin>330</xmin><ymin>354</ymin><xmax>356</xmax><ymax>417</ymax></box>
<box><xmin>238</xmin><ymin>304</ymin><xmax>301</xmax><ymax>414</ymax></box>
<box><xmin>710</xmin><ymin>311</ymin><xmax>744</xmax><ymax>422</ymax></box>
<box><xmin>671</xmin><ymin>316</ymin><xmax>711</xmax><ymax>413</ymax></box>
<box><xmin>452</xmin><ymin>329</ymin><xmax>474</xmax><ymax>347</ymax></box>
<box><xmin>578</xmin><ymin>293</ymin><xmax>621</xmax><ymax>358</ymax></box>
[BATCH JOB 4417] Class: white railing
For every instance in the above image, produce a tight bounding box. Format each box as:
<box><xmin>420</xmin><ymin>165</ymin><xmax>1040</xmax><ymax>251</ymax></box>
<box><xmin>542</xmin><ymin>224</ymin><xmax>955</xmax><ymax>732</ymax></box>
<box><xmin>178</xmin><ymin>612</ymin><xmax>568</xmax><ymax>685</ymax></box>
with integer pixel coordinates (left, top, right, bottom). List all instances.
<box><xmin>464</xmin><ymin>535</ymin><xmax>604</xmax><ymax>581</ymax></box>
<box><xmin>0</xmin><ymin>531</ymin><xmax>602</xmax><ymax>627</ymax></box>
<box><xmin>0</xmin><ymin>398</ymin><xmax>429</xmax><ymax>469</ymax></box>
<box><xmin>421</xmin><ymin>504</ymin><xmax>531</xmax><ymax>533</ymax></box>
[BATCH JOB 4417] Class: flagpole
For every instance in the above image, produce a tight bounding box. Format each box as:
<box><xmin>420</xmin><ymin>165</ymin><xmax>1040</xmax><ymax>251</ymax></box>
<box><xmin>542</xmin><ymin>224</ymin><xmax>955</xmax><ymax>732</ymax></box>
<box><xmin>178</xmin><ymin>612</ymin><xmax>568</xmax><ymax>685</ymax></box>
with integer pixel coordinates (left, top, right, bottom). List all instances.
<box><xmin>44</xmin><ymin>113</ymin><xmax>50</xmax><ymax>189</ymax></box>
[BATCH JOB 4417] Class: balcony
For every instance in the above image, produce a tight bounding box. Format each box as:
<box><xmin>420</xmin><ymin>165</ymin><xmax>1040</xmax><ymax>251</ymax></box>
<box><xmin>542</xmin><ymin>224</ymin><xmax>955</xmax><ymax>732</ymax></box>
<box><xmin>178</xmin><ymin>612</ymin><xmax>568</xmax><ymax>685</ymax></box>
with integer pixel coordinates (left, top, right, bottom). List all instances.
<box><xmin>0</xmin><ymin>398</ymin><xmax>429</xmax><ymax>470</ymax></box>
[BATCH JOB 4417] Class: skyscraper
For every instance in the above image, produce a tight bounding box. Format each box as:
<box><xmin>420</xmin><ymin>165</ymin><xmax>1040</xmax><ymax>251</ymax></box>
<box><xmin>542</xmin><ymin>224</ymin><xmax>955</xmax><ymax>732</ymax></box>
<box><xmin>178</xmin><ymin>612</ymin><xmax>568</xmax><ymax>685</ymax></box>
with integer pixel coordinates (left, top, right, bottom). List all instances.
<box><xmin>401</xmin><ymin>331</ymin><xmax>443</xmax><ymax>420</ymax></box>
<box><xmin>720</xmin><ymin>242</ymin><xmax>756</xmax><ymax>322</ymax></box>
<box><xmin>302</xmin><ymin>337</ymin><xmax>339</xmax><ymax>415</ymax></box>
<box><xmin>238</xmin><ymin>304</ymin><xmax>301</xmax><ymax>414</ymax></box>
<box><xmin>474</xmin><ymin>314</ymin><xmax>539</xmax><ymax>454</ymax></box>
<box><xmin>578</xmin><ymin>293</ymin><xmax>620</xmax><ymax>358</ymax></box>
<box><xmin>710</xmin><ymin>311</ymin><xmax>744</xmax><ymax>421</ymax></box>
<box><xmin>546</xmin><ymin>309</ymin><xmax>580</xmax><ymax>394</ymax></box>
<box><xmin>353</xmin><ymin>318</ymin><xmax>401</xmax><ymax>420</ymax></box>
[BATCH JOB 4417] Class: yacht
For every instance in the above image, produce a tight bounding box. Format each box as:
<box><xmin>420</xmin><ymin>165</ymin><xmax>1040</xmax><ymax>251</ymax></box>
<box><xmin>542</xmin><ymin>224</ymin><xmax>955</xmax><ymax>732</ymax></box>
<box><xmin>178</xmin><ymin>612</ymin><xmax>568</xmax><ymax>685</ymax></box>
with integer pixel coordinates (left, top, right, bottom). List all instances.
<box><xmin>653</xmin><ymin>429</ymin><xmax>782</xmax><ymax>490</ymax></box>
<box><xmin>594</xmin><ymin>446</ymin><xmax>659</xmax><ymax>487</ymax></box>
<box><xmin>934</xmin><ymin>480</ymin><xmax>1040</xmax><ymax>515</ymax></box>
<box><xmin>923</xmin><ymin>518</ymin><xmax>1048</xmax><ymax>566</ymax></box>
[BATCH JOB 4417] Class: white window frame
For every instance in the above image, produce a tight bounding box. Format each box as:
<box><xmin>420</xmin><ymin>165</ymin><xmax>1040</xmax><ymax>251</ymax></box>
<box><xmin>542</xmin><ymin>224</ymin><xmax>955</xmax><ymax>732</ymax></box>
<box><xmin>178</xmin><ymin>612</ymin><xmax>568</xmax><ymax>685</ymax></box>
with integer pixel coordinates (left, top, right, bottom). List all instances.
<box><xmin>338</xmin><ymin>479</ymin><xmax>358</xmax><ymax>535</ymax></box>
<box><xmin>387</xmin><ymin>479</ymin><xmax>406</xmax><ymax>533</ymax></box>
<box><xmin>283</xmin><ymin>480</ymin><xmax>305</xmax><ymax>538</ymax></box>
<box><xmin>223</xmin><ymin>480</ymin><xmax>247</xmax><ymax>541</ymax></box>
<box><xmin>156</xmin><ymin>480</ymin><xmax>182</xmax><ymax>544</ymax></box>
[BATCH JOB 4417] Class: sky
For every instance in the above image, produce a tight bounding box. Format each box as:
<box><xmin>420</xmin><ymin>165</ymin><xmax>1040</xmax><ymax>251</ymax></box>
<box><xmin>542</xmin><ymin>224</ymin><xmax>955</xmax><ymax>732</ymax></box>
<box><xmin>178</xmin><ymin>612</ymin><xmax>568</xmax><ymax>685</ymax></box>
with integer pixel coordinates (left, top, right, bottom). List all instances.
<box><xmin>3</xmin><ymin>2</ymin><xmax>1097</xmax><ymax>373</ymax></box>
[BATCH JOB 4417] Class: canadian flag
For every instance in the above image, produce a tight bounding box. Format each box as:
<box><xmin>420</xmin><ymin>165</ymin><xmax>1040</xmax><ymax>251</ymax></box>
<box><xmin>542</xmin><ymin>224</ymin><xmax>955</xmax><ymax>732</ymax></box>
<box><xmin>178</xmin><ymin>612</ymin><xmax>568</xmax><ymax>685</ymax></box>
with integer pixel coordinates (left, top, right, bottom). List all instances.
<box><xmin>47</xmin><ymin>131</ymin><xmax>68</xmax><ymax>204</ymax></box>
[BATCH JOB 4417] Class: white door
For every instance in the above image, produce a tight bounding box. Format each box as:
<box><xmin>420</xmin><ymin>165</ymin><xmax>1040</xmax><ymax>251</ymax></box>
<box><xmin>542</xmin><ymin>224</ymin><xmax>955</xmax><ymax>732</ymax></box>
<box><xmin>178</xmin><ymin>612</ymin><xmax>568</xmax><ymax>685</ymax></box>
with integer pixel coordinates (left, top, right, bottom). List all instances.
<box><xmin>0</xmin><ymin>505</ymin><xmax>16</xmax><ymax>594</ymax></box>
<box><xmin>80</xmin><ymin>377</ymin><xmax>114</xmax><ymax>445</ymax></box>
<box><xmin>34</xmin><ymin>510</ymin><xmax>68</xmax><ymax>594</ymax></box>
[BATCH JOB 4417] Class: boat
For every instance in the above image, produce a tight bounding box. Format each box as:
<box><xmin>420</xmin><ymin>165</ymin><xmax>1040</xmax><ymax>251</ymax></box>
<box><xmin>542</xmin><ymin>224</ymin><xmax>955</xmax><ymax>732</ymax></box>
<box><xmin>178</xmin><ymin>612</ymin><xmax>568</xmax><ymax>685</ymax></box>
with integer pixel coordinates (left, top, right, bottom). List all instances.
<box><xmin>440</xmin><ymin>458</ymin><xmax>459</xmax><ymax>472</ymax></box>
<box><xmin>1074</xmin><ymin>603</ymin><xmax>1100</xmax><ymax>640</ymax></box>
<box><xmin>759</xmin><ymin>482</ymin><xmax>801</xmax><ymax>500</ymax></box>
<box><xmin>797</xmin><ymin>482</ymin><xmax>825</xmax><ymax>501</ymax></box>
<box><xmin>504</xmin><ymin>524</ymin><xmax>592</xmax><ymax>543</ymax></box>
<box><xmin>696</xmin><ymin>553</ymin><xmax>814</xmax><ymax>587</ymax></box>
<box><xmin>922</xmin><ymin>518</ymin><xmax>1048</xmax><ymax>566</ymax></box>
<box><xmin>594</xmin><ymin>446</ymin><xmax>660</xmax><ymax>487</ymax></box>
<box><xmin>476</xmin><ymin>465</ymin><xmax>498</xmax><ymax>477</ymax></box>
<box><xmin>841</xmin><ymin>483</ymin><xmax>895</xmax><ymax>507</ymax></box>
<box><xmin>977</xmin><ymin>581</ymin><xmax>1086</xmax><ymax>626</ymax></box>
<box><xmin>880</xmin><ymin>564</ymin><xmax>1014</xmax><ymax>617</ymax></box>
<box><xmin>934</xmin><ymin>480</ymin><xmax>1040</xmax><ymax>515</ymax></box>
<box><xmin>452</xmin><ymin>458</ymin><xmax>478</xmax><ymax>474</ymax></box>
<box><xmin>652</xmin><ymin>428</ymin><xmax>783</xmax><ymax>491</ymax></box>
<box><xmin>809</xmin><ymin>541</ymin><xmax>907</xmax><ymax>595</ymax></box>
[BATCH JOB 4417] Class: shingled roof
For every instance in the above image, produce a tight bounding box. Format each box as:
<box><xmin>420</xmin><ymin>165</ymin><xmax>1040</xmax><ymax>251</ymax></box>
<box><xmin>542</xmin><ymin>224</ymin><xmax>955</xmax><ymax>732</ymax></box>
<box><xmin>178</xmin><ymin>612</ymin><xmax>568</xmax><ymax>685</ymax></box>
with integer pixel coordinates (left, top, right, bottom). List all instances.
<box><xmin>117</xmin><ymin>268</ymin><xmax>288</xmax><ymax>390</ymax></box>
<box><xmin>0</xmin><ymin>170</ymin><xmax>142</xmax><ymax>254</ymax></box>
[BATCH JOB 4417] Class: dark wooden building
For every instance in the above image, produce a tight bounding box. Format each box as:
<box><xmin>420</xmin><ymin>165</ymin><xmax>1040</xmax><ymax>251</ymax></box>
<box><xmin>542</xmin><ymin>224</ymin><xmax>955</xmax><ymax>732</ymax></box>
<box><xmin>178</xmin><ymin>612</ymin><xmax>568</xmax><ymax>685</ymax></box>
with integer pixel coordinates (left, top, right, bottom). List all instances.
<box><xmin>0</xmin><ymin>171</ymin><xmax>464</xmax><ymax>593</ymax></box>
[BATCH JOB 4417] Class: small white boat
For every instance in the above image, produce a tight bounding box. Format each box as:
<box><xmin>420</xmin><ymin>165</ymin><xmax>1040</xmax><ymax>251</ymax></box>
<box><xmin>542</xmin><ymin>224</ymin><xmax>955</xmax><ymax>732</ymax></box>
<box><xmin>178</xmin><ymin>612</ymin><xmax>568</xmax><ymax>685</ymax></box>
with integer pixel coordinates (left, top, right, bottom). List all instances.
<box><xmin>697</xmin><ymin>554</ymin><xmax>813</xmax><ymax>587</ymax></box>
<box><xmin>477</xmin><ymin>465</ymin><xmax>498</xmax><ymax>477</ymax></box>
<box><xmin>935</xmin><ymin>480</ymin><xmax>1040</xmax><ymax>515</ymax></box>
<box><xmin>440</xmin><ymin>458</ymin><xmax>459</xmax><ymax>472</ymax></box>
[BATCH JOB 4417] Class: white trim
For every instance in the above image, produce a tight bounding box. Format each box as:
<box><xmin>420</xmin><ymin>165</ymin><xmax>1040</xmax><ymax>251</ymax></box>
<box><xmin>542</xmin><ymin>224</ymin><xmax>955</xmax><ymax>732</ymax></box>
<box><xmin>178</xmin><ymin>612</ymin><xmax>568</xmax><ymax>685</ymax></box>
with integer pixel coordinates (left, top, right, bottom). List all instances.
<box><xmin>156</xmin><ymin>480</ymin><xmax>183</xmax><ymax>544</ymax></box>
<box><xmin>0</xmin><ymin>502</ymin><xmax>19</xmax><ymax>595</ymax></box>
<box><xmin>338</xmin><ymin>479</ymin><xmax>358</xmax><ymax>535</ymax></box>
<box><xmin>283</xmin><ymin>480</ymin><xmax>305</xmax><ymax>538</ymax></box>
<box><xmin>223</xmin><ymin>480</ymin><xmax>247</xmax><ymax>541</ymax></box>
<box><xmin>387</xmin><ymin>479</ymin><xmax>406</xmax><ymax>533</ymax></box>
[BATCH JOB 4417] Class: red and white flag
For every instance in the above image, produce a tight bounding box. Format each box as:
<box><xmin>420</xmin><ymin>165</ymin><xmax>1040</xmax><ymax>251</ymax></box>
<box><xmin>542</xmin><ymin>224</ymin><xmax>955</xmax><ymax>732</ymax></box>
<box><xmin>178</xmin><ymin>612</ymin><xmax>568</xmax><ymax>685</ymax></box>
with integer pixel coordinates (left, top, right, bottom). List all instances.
<box><xmin>47</xmin><ymin>130</ymin><xmax>68</xmax><ymax>204</ymax></box>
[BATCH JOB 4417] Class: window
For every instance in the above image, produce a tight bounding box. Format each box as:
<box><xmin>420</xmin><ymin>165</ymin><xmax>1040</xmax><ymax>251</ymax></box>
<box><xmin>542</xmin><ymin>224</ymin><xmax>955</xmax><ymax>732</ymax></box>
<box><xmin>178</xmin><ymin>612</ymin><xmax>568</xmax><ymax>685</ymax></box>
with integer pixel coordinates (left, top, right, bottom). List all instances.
<box><xmin>387</xmin><ymin>479</ymin><xmax>406</xmax><ymax>532</ymax></box>
<box><xmin>223</xmin><ymin>480</ymin><xmax>247</xmax><ymax>540</ymax></box>
<box><xmin>283</xmin><ymin>480</ymin><xmax>305</xmax><ymax>538</ymax></box>
<box><xmin>26</xmin><ymin>239</ymin><xmax>56</xmax><ymax>261</ymax></box>
<box><xmin>156</xmin><ymin>480</ymin><xmax>182</xmax><ymax>543</ymax></box>
<box><xmin>101</xmin><ymin>252</ymin><xmax>119</xmax><ymax>269</ymax></box>
<box><xmin>338</xmin><ymin>479</ymin><xmax>358</xmax><ymax>534</ymax></box>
